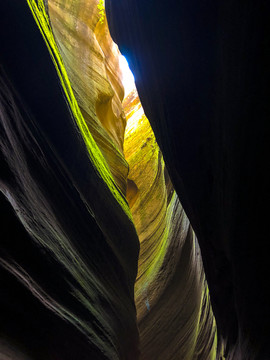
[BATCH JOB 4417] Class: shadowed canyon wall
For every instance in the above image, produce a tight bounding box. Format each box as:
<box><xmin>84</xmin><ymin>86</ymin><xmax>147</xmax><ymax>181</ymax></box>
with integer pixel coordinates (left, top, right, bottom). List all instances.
<box><xmin>1</xmin><ymin>1</ymin><xmax>139</xmax><ymax>359</ymax></box>
<box><xmin>1</xmin><ymin>0</ymin><xmax>269</xmax><ymax>359</ymax></box>
<box><xmin>106</xmin><ymin>1</ymin><xmax>270</xmax><ymax>359</ymax></box>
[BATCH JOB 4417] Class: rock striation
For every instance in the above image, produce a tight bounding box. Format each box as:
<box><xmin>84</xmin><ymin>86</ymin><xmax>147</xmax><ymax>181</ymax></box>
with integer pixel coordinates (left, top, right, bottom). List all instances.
<box><xmin>0</xmin><ymin>1</ymin><xmax>139</xmax><ymax>359</ymax></box>
<box><xmin>123</xmin><ymin>88</ymin><xmax>217</xmax><ymax>359</ymax></box>
<box><xmin>48</xmin><ymin>0</ymin><xmax>128</xmax><ymax>194</ymax></box>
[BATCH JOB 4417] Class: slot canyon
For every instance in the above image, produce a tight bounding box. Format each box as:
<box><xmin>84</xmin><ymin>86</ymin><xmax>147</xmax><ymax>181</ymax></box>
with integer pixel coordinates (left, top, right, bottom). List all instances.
<box><xmin>0</xmin><ymin>1</ymin><xmax>269</xmax><ymax>359</ymax></box>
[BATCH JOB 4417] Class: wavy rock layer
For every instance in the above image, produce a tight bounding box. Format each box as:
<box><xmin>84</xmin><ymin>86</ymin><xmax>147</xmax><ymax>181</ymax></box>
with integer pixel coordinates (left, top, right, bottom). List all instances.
<box><xmin>48</xmin><ymin>0</ymin><xmax>128</xmax><ymax>193</ymax></box>
<box><xmin>123</xmin><ymin>90</ymin><xmax>217</xmax><ymax>359</ymax></box>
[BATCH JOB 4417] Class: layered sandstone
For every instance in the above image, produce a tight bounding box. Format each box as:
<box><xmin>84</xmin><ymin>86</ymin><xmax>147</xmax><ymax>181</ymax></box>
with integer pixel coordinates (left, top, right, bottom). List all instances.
<box><xmin>48</xmin><ymin>0</ymin><xmax>128</xmax><ymax>193</ymax></box>
<box><xmin>123</xmin><ymin>89</ymin><xmax>217</xmax><ymax>359</ymax></box>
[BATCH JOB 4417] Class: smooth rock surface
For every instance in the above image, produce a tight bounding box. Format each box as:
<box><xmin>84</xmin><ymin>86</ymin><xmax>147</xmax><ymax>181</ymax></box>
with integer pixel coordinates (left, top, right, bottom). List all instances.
<box><xmin>106</xmin><ymin>1</ymin><xmax>270</xmax><ymax>358</ymax></box>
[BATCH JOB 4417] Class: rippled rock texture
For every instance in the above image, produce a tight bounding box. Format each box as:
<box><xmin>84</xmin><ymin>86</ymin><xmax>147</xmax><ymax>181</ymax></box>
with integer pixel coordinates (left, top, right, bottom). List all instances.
<box><xmin>0</xmin><ymin>1</ymin><xmax>139</xmax><ymax>359</ymax></box>
<box><xmin>48</xmin><ymin>0</ymin><xmax>128</xmax><ymax>193</ymax></box>
<box><xmin>123</xmin><ymin>89</ymin><xmax>217</xmax><ymax>359</ymax></box>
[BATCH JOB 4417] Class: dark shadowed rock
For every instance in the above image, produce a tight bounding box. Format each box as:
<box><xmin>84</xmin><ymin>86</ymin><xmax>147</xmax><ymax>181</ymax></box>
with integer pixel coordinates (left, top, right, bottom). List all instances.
<box><xmin>106</xmin><ymin>0</ymin><xmax>270</xmax><ymax>358</ymax></box>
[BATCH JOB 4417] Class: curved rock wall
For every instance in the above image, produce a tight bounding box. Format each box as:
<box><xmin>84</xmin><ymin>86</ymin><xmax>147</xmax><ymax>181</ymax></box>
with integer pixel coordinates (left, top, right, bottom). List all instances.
<box><xmin>123</xmin><ymin>89</ymin><xmax>218</xmax><ymax>359</ymax></box>
<box><xmin>48</xmin><ymin>0</ymin><xmax>128</xmax><ymax>193</ymax></box>
<box><xmin>106</xmin><ymin>1</ymin><xmax>270</xmax><ymax>359</ymax></box>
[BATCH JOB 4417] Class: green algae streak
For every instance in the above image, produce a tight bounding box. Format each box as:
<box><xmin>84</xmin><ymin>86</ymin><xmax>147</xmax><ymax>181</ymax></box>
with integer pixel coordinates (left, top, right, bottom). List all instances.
<box><xmin>26</xmin><ymin>0</ymin><xmax>133</xmax><ymax>222</ymax></box>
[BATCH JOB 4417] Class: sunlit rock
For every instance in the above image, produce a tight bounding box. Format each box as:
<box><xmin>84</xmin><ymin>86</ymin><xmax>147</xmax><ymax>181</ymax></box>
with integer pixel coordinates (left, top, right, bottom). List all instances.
<box><xmin>123</xmin><ymin>88</ymin><xmax>217</xmax><ymax>359</ymax></box>
<box><xmin>48</xmin><ymin>0</ymin><xmax>128</xmax><ymax>193</ymax></box>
